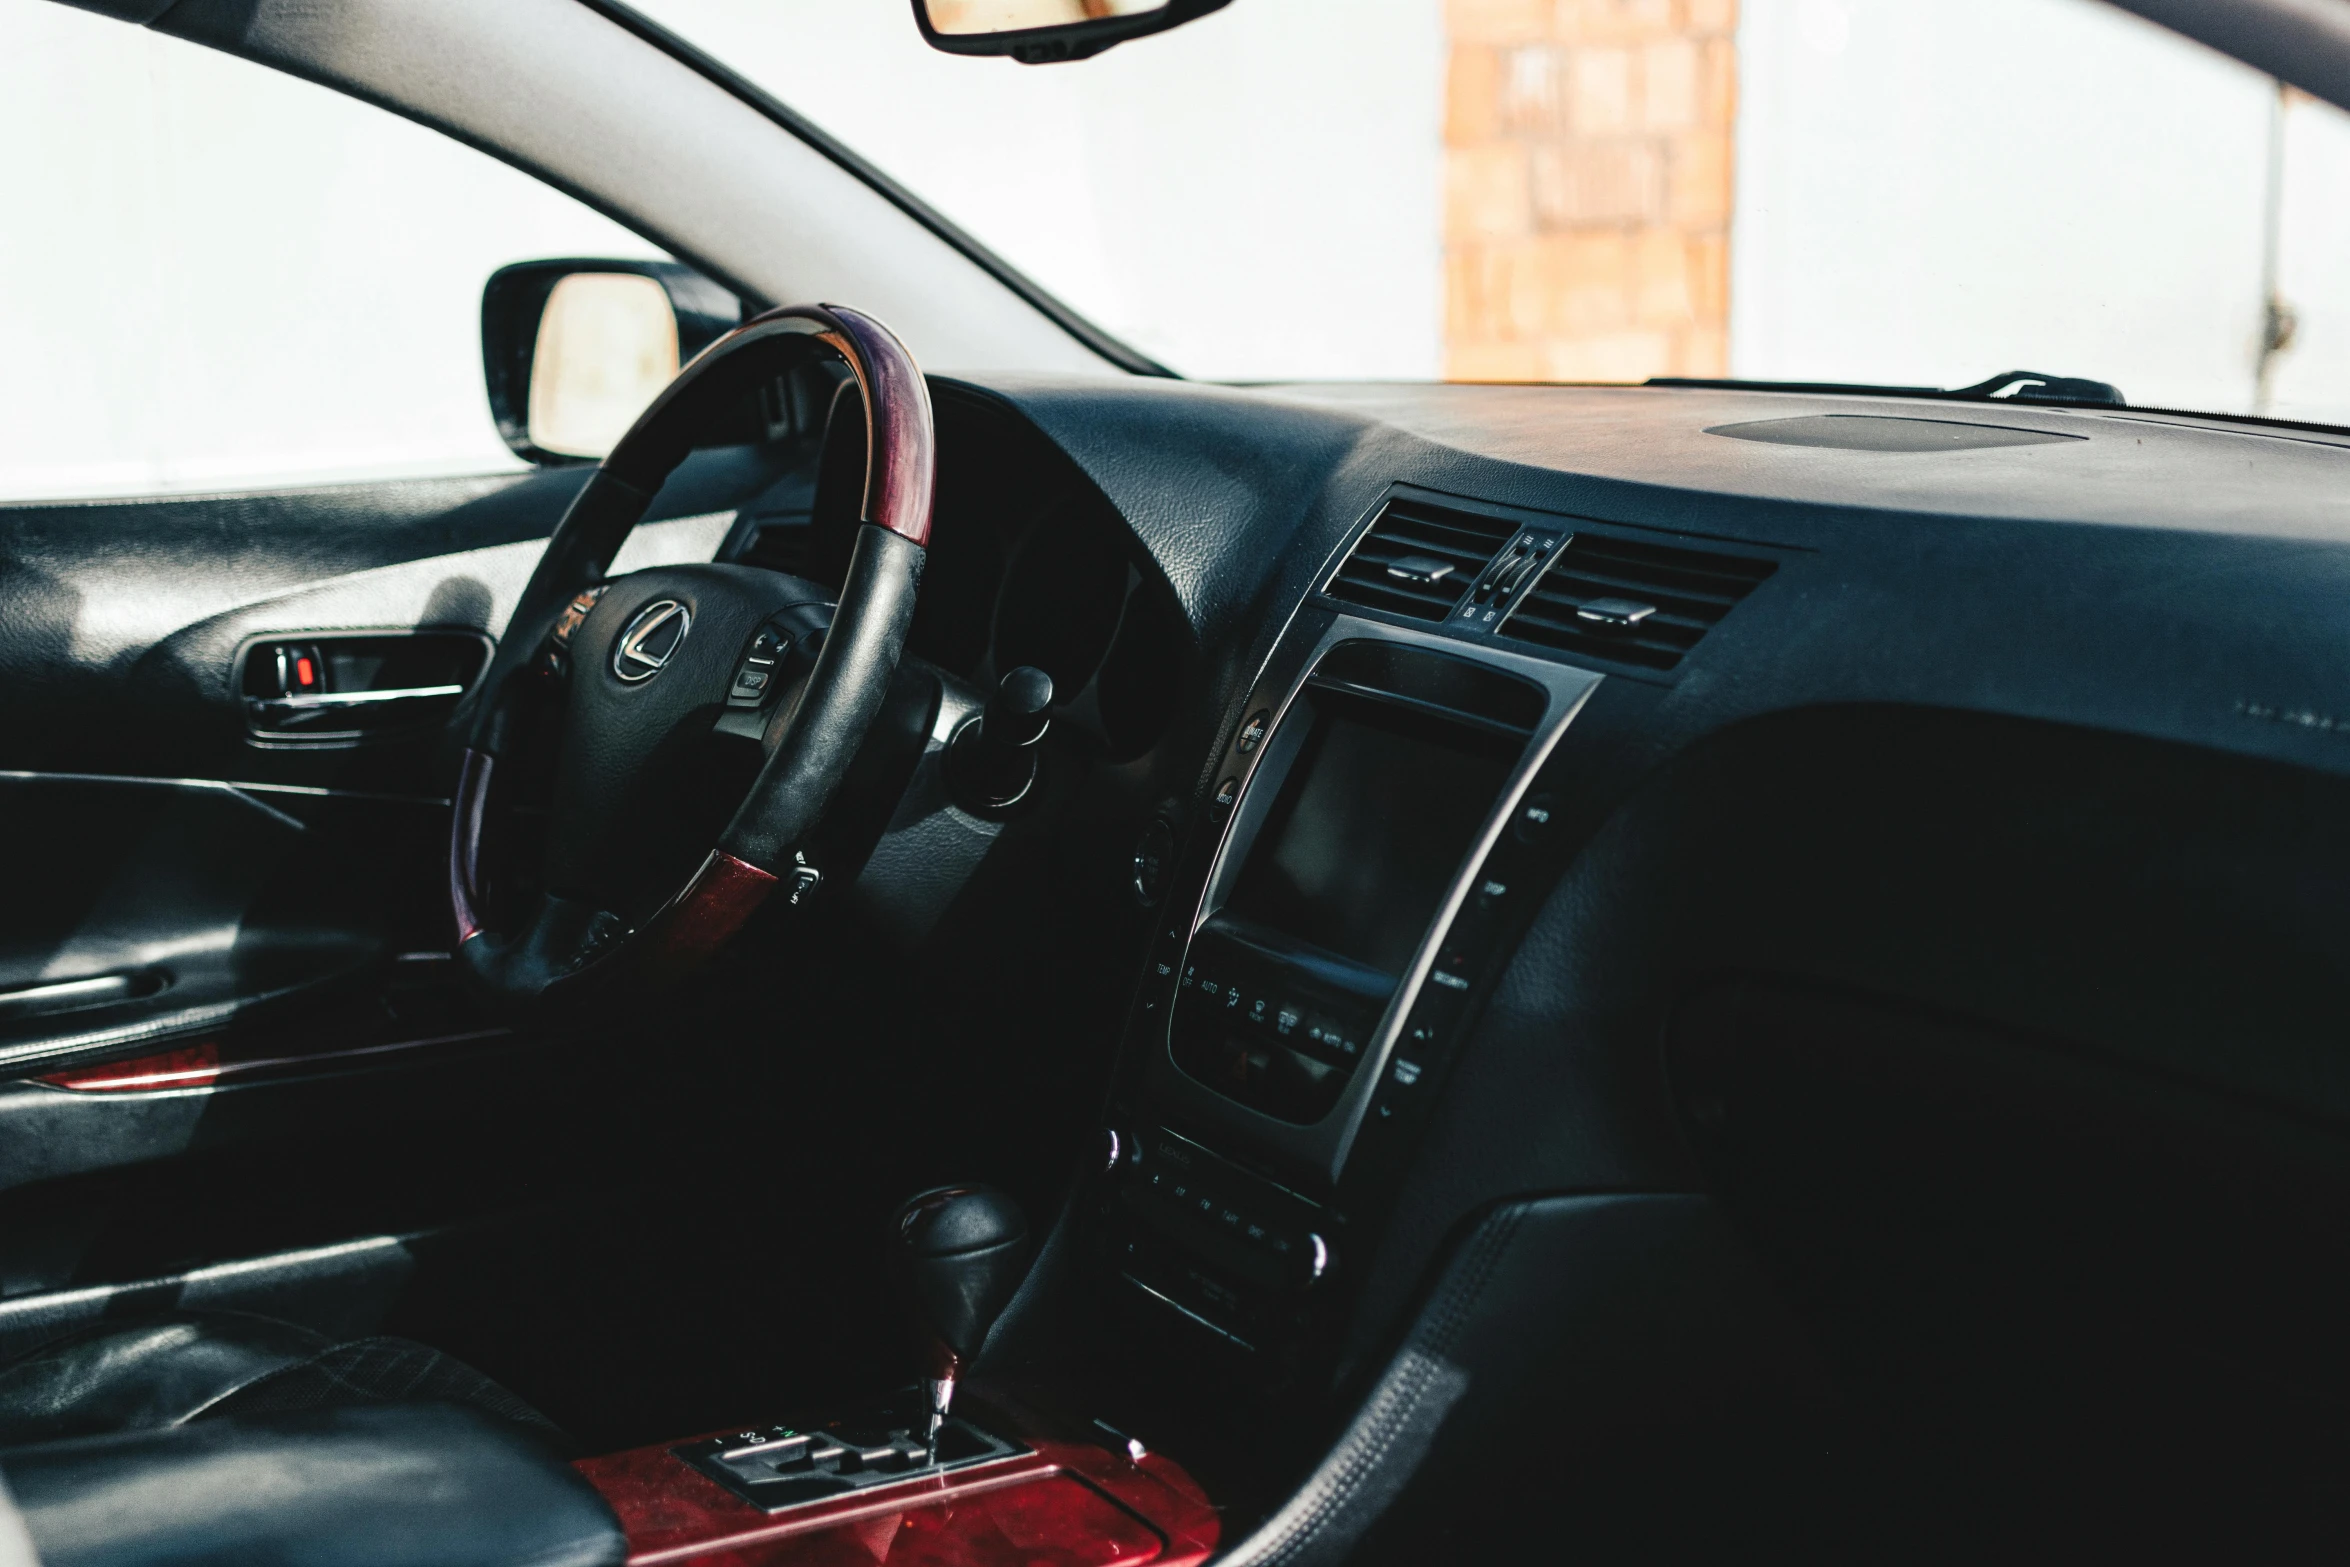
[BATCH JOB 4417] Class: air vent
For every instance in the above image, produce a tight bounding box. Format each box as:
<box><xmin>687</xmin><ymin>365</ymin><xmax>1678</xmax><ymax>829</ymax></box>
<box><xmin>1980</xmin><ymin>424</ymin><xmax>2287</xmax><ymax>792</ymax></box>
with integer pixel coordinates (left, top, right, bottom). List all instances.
<box><xmin>1324</xmin><ymin>499</ymin><xmax>1521</xmax><ymax>621</ymax></box>
<box><xmin>1502</xmin><ymin>531</ymin><xmax>1776</xmax><ymax>670</ymax></box>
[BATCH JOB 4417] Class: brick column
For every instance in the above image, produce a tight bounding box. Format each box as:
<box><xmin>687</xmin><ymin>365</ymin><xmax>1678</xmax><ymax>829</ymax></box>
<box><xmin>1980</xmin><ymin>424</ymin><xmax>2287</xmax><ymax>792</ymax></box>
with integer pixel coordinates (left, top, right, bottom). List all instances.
<box><xmin>1445</xmin><ymin>0</ymin><xmax>1736</xmax><ymax>382</ymax></box>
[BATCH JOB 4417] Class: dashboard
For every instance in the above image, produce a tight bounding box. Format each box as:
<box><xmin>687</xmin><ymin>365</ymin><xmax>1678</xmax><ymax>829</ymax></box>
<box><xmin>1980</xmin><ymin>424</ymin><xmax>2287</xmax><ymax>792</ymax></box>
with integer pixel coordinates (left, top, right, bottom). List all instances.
<box><xmin>802</xmin><ymin>373</ymin><xmax>2350</xmax><ymax>1542</ymax></box>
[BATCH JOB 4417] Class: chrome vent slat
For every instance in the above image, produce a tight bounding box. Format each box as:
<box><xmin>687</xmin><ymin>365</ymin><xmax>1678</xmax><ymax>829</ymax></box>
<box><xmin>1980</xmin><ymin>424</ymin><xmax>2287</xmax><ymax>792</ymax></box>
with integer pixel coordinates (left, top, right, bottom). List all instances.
<box><xmin>1502</xmin><ymin>531</ymin><xmax>1776</xmax><ymax>670</ymax></box>
<box><xmin>1507</xmin><ymin>603</ymin><xmax>1709</xmax><ymax>643</ymax></box>
<box><xmin>1326</xmin><ymin>499</ymin><xmax>1521</xmax><ymax>622</ymax></box>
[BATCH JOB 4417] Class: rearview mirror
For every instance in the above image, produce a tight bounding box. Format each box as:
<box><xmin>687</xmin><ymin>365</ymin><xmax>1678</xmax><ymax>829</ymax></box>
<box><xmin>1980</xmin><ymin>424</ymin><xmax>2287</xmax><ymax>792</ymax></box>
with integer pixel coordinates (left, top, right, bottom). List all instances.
<box><xmin>912</xmin><ymin>0</ymin><xmax>1231</xmax><ymax>64</ymax></box>
<box><xmin>480</xmin><ymin>260</ymin><xmax>741</xmax><ymax>464</ymax></box>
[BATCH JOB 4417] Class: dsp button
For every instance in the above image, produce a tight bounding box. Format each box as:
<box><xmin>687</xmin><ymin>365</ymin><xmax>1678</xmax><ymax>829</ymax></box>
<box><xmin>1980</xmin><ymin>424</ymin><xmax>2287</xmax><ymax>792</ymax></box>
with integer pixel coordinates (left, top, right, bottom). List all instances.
<box><xmin>727</xmin><ymin>625</ymin><xmax>790</xmax><ymax>710</ymax></box>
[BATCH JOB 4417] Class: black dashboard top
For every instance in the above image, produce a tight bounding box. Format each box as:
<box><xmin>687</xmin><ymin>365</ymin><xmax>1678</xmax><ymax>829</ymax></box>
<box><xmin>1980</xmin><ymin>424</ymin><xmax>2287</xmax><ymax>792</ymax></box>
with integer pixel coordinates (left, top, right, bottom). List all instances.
<box><xmin>955</xmin><ymin>374</ymin><xmax>2350</xmax><ymax>795</ymax></box>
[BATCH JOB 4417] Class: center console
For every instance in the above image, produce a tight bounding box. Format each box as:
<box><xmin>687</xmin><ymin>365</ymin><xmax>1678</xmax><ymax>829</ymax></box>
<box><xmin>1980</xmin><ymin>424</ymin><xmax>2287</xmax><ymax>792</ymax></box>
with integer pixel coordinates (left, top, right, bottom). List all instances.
<box><xmin>1091</xmin><ymin>589</ymin><xmax>1606</xmax><ymax>1370</ymax></box>
<box><xmin>572</xmin><ymin>1185</ymin><xmax>1221</xmax><ymax>1566</ymax></box>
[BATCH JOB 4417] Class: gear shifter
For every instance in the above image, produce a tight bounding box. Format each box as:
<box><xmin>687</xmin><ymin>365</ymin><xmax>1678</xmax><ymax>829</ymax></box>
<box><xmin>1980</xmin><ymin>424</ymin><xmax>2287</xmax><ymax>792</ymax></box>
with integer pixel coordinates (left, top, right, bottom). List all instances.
<box><xmin>889</xmin><ymin>1185</ymin><xmax>1030</xmax><ymax>1455</ymax></box>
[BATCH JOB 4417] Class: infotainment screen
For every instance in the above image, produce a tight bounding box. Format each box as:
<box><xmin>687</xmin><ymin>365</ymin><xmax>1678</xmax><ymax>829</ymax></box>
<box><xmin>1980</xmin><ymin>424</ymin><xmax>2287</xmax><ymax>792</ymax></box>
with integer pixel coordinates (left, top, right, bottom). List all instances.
<box><xmin>1224</xmin><ymin>699</ymin><xmax>1518</xmax><ymax>977</ymax></box>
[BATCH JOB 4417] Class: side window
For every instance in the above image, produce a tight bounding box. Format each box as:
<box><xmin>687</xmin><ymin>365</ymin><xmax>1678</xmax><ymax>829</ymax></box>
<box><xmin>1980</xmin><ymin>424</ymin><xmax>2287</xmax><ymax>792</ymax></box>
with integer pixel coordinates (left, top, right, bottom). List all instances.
<box><xmin>0</xmin><ymin>5</ymin><xmax>669</xmax><ymax>503</ymax></box>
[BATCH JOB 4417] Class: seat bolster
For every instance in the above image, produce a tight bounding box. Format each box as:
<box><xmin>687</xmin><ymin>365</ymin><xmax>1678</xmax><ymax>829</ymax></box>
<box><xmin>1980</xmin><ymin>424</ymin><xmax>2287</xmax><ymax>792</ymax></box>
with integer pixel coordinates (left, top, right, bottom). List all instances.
<box><xmin>0</xmin><ymin>1315</ymin><xmax>329</xmax><ymax>1448</ymax></box>
<box><xmin>0</xmin><ymin>1403</ymin><xmax>626</xmax><ymax>1567</ymax></box>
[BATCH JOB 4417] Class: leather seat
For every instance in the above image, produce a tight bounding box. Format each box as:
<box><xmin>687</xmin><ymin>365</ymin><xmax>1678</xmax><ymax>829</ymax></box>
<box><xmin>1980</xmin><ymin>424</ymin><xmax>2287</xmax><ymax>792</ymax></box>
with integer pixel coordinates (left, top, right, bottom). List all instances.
<box><xmin>0</xmin><ymin>1311</ymin><xmax>560</xmax><ymax>1450</ymax></box>
<box><xmin>0</xmin><ymin>1404</ymin><xmax>623</xmax><ymax>1567</ymax></box>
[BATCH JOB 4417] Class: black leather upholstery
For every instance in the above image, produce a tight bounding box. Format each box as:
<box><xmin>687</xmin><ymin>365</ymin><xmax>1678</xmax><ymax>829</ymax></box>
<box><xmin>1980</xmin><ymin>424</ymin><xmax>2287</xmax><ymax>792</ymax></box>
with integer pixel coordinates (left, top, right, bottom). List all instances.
<box><xmin>2</xmin><ymin>1403</ymin><xmax>624</xmax><ymax>1567</ymax></box>
<box><xmin>0</xmin><ymin>1312</ymin><xmax>558</xmax><ymax>1450</ymax></box>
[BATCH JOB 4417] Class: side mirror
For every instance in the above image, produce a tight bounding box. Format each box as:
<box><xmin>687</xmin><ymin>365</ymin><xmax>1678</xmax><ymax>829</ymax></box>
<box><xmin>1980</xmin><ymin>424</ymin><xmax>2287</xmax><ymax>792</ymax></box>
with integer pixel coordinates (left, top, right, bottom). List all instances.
<box><xmin>912</xmin><ymin>0</ymin><xmax>1231</xmax><ymax>64</ymax></box>
<box><xmin>481</xmin><ymin>260</ymin><xmax>741</xmax><ymax>464</ymax></box>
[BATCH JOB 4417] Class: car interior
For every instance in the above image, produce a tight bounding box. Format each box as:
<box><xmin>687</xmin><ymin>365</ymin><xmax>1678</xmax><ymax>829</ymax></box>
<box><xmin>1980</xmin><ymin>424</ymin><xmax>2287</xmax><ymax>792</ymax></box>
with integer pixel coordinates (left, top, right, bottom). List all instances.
<box><xmin>4</xmin><ymin>0</ymin><xmax>2350</xmax><ymax>1562</ymax></box>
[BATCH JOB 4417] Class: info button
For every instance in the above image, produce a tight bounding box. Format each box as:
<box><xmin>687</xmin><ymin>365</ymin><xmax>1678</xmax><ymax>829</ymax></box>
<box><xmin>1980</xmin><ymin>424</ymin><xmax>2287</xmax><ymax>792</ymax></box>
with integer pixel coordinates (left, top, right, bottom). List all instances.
<box><xmin>1512</xmin><ymin>793</ymin><xmax>1560</xmax><ymax>845</ymax></box>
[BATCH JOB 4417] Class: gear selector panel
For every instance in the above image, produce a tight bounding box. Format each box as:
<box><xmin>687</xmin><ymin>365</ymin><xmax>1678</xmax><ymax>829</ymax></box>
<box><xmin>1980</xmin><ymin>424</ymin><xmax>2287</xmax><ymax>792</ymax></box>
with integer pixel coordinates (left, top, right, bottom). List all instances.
<box><xmin>675</xmin><ymin>1395</ymin><xmax>1026</xmax><ymax>1512</ymax></box>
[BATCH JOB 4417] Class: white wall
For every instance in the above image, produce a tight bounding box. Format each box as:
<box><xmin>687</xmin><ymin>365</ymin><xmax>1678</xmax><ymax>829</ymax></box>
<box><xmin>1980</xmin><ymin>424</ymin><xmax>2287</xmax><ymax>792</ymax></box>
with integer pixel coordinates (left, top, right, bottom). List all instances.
<box><xmin>634</xmin><ymin>0</ymin><xmax>1447</xmax><ymax>382</ymax></box>
<box><xmin>1731</xmin><ymin>0</ymin><xmax>2350</xmax><ymax>422</ymax></box>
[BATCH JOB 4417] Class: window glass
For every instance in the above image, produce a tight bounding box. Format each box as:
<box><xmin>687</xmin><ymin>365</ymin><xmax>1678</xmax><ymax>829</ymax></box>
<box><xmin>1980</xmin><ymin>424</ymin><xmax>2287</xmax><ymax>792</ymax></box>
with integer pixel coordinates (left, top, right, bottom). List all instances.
<box><xmin>0</xmin><ymin>4</ymin><xmax>667</xmax><ymax>502</ymax></box>
<box><xmin>644</xmin><ymin>0</ymin><xmax>2350</xmax><ymax>426</ymax></box>
<box><xmin>633</xmin><ymin>0</ymin><xmax>1446</xmax><ymax>382</ymax></box>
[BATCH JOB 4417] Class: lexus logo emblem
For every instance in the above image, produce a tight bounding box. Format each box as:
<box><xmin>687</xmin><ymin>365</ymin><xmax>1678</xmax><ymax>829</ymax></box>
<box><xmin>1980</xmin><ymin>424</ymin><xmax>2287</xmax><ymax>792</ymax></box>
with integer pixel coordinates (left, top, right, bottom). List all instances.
<box><xmin>612</xmin><ymin>599</ymin><xmax>691</xmax><ymax>682</ymax></box>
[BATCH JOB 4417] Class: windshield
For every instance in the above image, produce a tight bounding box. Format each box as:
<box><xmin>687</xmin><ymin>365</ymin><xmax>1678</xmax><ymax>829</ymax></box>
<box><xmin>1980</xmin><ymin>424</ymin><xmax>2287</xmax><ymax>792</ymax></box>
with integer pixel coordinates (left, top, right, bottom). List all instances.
<box><xmin>637</xmin><ymin>0</ymin><xmax>2350</xmax><ymax>426</ymax></box>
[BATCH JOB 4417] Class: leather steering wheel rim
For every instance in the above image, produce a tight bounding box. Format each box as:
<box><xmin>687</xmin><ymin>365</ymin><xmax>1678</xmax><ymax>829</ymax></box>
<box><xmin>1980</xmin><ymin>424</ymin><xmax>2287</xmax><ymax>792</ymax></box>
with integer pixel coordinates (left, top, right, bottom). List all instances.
<box><xmin>447</xmin><ymin>303</ymin><xmax>933</xmax><ymax>1009</ymax></box>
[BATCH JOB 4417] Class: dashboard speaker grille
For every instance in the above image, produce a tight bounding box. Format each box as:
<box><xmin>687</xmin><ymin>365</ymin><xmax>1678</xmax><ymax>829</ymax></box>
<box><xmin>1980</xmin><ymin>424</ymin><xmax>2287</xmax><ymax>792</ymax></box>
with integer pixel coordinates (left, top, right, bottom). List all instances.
<box><xmin>1324</xmin><ymin>499</ymin><xmax>1521</xmax><ymax>621</ymax></box>
<box><xmin>1503</xmin><ymin>531</ymin><xmax>1776</xmax><ymax>669</ymax></box>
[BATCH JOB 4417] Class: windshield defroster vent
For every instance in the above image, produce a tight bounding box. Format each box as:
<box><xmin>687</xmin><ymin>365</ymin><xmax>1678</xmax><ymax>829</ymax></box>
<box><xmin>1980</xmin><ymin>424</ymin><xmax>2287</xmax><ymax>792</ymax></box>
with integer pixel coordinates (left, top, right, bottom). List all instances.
<box><xmin>1324</xmin><ymin>499</ymin><xmax>1521</xmax><ymax>621</ymax></box>
<box><xmin>1502</xmin><ymin>532</ymin><xmax>1776</xmax><ymax>670</ymax></box>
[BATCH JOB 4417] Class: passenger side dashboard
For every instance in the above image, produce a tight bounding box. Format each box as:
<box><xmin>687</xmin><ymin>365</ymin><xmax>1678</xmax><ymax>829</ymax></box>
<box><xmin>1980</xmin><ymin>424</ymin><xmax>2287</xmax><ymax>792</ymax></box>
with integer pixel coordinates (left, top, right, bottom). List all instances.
<box><xmin>935</xmin><ymin>375</ymin><xmax>2350</xmax><ymax>1551</ymax></box>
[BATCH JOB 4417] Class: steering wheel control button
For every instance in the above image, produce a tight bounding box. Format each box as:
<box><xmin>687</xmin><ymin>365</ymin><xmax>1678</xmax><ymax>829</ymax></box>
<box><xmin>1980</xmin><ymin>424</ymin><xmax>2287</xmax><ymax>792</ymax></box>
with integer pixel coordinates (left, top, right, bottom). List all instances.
<box><xmin>612</xmin><ymin>598</ymin><xmax>691</xmax><ymax>682</ymax></box>
<box><xmin>727</xmin><ymin>624</ymin><xmax>793</xmax><ymax>709</ymax></box>
<box><xmin>1213</xmin><ymin>776</ymin><xmax>1241</xmax><ymax>812</ymax></box>
<box><xmin>1236</xmin><ymin>710</ymin><xmax>1270</xmax><ymax>754</ymax></box>
<box><xmin>550</xmin><ymin>585</ymin><xmax>607</xmax><ymax>652</ymax></box>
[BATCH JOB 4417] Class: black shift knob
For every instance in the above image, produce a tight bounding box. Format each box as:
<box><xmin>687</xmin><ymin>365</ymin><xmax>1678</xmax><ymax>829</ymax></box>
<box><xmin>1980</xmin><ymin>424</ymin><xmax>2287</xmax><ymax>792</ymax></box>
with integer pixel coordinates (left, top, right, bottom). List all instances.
<box><xmin>891</xmin><ymin>1184</ymin><xmax>1030</xmax><ymax>1366</ymax></box>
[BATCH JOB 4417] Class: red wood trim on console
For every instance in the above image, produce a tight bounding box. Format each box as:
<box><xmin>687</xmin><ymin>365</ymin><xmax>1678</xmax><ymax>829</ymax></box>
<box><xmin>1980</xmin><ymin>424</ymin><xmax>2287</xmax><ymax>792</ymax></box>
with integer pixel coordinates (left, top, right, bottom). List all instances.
<box><xmin>449</xmin><ymin>746</ymin><xmax>493</xmax><ymax>944</ymax></box>
<box><xmin>577</xmin><ymin>1431</ymin><xmax>1216</xmax><ymax>1567</ymax></box>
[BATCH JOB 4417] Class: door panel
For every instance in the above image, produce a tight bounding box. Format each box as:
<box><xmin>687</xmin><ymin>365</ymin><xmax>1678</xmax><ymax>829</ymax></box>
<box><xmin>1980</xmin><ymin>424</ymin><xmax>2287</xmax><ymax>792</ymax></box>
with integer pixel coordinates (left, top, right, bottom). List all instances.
<box><xmin>0</xmin><ymin>440</ymin><xmax>815</xmax><ymax>1342</ymax></box>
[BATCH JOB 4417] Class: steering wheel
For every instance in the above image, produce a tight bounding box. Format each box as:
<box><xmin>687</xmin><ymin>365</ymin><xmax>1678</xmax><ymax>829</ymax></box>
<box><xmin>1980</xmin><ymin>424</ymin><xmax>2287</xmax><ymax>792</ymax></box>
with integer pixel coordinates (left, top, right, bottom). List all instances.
<box><xmin>447</xmin><ymin>304</ymin><xmax>932</xmax><ymax>1008</ymax></box>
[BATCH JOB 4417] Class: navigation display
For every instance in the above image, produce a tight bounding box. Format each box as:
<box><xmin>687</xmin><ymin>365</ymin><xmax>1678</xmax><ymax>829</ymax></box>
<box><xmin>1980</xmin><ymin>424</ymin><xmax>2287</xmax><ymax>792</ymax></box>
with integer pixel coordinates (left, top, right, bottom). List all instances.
<box><xmin>1225</xmin><ymin>700</ymin><xmax>1516</xmax><ymax>977</ymax></box>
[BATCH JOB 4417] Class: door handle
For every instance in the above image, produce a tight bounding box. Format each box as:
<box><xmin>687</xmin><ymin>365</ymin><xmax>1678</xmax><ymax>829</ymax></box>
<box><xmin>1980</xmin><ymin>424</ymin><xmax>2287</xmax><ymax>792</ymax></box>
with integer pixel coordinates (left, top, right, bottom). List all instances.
<box><xmin>255</xmin><ymin>684</ymin><xmax>465</xmax><ymax>712</ymax></box>
<box><xmin>246</xmin><ymin>685</ymin><xmax>465</xmax><ymax>740</ymax></box>
<box><xmin>239</xmin><ymin>632</ymin><xmax>490</xmax><ymax>745</ymax></box>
